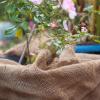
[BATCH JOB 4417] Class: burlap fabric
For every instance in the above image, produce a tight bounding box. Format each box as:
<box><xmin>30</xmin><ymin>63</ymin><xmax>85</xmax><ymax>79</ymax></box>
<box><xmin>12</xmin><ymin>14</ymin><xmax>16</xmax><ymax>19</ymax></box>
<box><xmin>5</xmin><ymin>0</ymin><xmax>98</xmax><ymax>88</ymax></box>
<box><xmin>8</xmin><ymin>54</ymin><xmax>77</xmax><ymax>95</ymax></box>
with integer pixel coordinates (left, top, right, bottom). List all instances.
<box><xmin>0</xmin><ymin>36</ymin><xmax>100</xmax><ymax>100</ymax></box>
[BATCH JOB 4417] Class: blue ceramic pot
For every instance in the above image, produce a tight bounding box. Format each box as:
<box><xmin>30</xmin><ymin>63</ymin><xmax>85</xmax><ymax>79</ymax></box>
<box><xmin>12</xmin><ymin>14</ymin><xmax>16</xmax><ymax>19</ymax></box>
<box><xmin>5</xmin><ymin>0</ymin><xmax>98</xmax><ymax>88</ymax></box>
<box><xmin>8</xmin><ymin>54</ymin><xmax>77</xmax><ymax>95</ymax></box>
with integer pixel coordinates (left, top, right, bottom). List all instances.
<box><xmin>75</xmin><ymin>44</ymin><xmax>100</xmax><ymax>53</ymax></box>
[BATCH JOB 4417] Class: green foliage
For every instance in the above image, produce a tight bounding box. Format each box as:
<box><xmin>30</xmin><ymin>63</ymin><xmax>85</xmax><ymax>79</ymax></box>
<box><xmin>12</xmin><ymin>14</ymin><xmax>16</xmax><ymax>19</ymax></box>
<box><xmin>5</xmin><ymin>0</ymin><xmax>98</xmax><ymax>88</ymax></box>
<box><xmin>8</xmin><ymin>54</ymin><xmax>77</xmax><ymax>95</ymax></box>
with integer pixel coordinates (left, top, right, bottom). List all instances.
<box><xmin>3</xmin><ymin>0</ymin><xmax>73</xmax><ymax>49</ymax></box>
<box><xmin>0</xmin><ymin>0</ymin><xmax>7</xmax><ymax>20</ymax></box>
<box><xmin>1</xmin><ymin>0</ymin><xmax>100</xmax><ymax>53</ymax></box>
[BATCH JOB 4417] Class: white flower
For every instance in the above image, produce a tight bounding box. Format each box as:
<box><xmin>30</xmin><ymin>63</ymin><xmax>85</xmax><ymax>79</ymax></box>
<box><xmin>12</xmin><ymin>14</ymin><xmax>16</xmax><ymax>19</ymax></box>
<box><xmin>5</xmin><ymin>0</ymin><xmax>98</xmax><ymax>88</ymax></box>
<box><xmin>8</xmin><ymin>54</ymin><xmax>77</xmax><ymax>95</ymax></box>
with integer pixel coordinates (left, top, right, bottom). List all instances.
<box><xmin>69</xmin><ymin>11</ymin><xmax>77</xmax><ymax>19</ymax></box>
<box><xmin>81</xmin><ymin>27</ymin><xmax>88</xmax><ymax>33</ymax></box>
<box><xmin>29</xmin><ymin>0</ymin><xmax>43</xmax><ymax>5</ymax></box>
<box><xmin>63</xmin><ymin>20</ymin><xmax>68</xmax><ymax>31</ymax></box>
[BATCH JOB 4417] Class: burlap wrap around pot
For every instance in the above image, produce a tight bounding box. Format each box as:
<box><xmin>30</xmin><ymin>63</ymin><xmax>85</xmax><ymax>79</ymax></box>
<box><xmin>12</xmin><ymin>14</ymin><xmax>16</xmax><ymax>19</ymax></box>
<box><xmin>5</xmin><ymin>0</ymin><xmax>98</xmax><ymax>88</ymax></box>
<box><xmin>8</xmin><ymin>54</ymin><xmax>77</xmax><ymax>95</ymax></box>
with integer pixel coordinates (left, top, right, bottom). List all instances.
<box><xmin>0</xmin><ymin>36</ymin><xmax>100</xmax><ymax>100</ymax></box>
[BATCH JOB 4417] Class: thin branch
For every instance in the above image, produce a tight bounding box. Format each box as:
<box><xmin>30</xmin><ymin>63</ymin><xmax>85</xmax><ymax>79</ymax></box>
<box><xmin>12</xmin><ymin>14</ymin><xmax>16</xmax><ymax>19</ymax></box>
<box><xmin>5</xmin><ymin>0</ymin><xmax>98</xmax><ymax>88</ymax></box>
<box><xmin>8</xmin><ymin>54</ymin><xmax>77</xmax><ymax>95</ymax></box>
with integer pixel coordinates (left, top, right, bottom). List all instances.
<box><xmin>18</xmin><ymin>30</ymin><xmax>34</xmax><ymax>64</ymax></box>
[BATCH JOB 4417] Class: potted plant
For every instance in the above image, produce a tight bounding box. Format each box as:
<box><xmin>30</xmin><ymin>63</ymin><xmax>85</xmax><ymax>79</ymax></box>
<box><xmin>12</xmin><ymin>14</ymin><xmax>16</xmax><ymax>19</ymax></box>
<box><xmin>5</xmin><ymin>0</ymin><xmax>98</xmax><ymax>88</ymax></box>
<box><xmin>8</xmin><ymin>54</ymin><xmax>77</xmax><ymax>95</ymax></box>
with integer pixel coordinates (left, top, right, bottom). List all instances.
<box><xmin>0</xmin><ymin>0</ymin><xmax>100</xmax><ymax>64</ymax></box>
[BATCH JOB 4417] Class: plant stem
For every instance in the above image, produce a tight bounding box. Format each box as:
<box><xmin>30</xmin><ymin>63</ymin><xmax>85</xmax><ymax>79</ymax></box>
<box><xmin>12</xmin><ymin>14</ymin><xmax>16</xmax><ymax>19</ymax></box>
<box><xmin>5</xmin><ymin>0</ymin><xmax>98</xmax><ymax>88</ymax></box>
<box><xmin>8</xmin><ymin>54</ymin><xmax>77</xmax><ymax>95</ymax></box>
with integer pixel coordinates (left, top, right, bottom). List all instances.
<box><xmin>19</xmin><ymin>30</ymin><xmax>34</xmax><ymax>64</ymax></box>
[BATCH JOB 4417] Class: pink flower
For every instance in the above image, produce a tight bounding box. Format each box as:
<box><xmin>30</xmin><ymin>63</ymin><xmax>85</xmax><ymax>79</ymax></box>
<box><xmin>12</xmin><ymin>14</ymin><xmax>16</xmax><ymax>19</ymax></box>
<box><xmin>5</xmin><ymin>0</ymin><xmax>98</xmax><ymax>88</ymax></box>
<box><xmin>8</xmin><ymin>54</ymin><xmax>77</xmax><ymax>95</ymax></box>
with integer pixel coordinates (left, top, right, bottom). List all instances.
<box><xmin>61</xmin><ymin>0</ymin><xmax>77</xmax><ymax>19</ymax></box>
<box><xmin>29</xmin><ymin>21</ymin><xmax>36</xmax><ymax>31</ymax></box>
<box><xmin>29</xmin><ymin>0</ymin><xmax>43</xmax><ymax>5</ymax></box>
<box><xmin>50</xmin><ymin>21</ymin><xmax>59</xmax><ymax>29</ymax></box>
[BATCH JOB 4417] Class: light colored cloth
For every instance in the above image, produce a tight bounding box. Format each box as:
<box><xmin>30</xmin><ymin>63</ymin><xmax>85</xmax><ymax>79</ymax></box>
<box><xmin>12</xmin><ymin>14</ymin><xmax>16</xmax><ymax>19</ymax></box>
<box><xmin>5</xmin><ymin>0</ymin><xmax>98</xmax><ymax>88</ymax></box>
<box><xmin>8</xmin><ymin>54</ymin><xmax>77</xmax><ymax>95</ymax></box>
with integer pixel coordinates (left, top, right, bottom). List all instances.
<box><xmin>0</xmin><ymin>44</ymin><xmax>100</xmax><ymax>100</ymax></box>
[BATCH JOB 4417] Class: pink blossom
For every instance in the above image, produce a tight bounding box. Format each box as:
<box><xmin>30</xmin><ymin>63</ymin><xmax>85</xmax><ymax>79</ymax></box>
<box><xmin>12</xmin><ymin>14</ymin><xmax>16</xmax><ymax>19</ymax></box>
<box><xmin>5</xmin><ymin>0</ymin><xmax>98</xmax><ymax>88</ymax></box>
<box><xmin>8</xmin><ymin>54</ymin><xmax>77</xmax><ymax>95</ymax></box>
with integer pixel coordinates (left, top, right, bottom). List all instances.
<box><xmin>29</xmin><ymin>21</ymin><xmax>36</xmax><ymax>31</ymax></box>
<box><xmin>29</xmin><ymin>0</ymin><xmax>43</xmax><ymax>5</ymax></box>
<box><xmin>61</xmin><ymin>0</ymin><xmax>77</xmax><ymax>19</ymax></box>
<box><xmin>50</xmin><ymin>21</ymin><xmax>58</xmax><ymax>29</ymax></box>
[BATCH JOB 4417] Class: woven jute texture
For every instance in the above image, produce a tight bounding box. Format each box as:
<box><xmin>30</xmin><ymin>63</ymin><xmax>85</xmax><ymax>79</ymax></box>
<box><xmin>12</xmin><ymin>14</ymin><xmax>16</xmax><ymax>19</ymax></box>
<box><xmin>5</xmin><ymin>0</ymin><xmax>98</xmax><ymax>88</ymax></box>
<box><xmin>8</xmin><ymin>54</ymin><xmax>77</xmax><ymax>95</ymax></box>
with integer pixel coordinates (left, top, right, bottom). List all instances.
<box><xmin>0</xmin><ymin>36</ymin><xmax>100</xmax><ymax>100</ymax></box>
